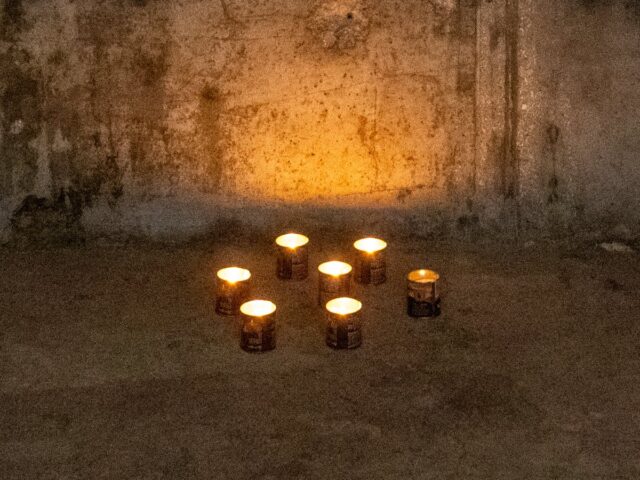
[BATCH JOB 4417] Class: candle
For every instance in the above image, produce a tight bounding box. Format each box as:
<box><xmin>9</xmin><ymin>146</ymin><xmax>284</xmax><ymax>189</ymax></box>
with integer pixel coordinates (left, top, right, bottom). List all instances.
<box><xmin>407</xmin><ymin>269</ymin><xmax>441</xmax><ymax>318</ymax></box>
<box><xmin>325</xmin><ymin>297</ymin><xmax>363</xmax><ymax>349</ymax></box>
<box><xmin>275</xmin><ymin>233</ymin><xmax>309</xmax><ymax>280</ymax></box>
<box><xmin>317</xmin><ymin>261</ymin><xmax>352</xmax><ymax>306</ymax></box>
<box><xmin>353</xmin><ymin>237</ymin><xmax>387</xmax><ymax>285</ymax></box>
<box><xmin>215</xmin><ymin>267</ymin><xmax>251</xmax><ymax>316</ymax></box>
<box><xmin>240</xmin><ymin>300</ymin><xmax>277</xmax><ymax>352</ymax></box>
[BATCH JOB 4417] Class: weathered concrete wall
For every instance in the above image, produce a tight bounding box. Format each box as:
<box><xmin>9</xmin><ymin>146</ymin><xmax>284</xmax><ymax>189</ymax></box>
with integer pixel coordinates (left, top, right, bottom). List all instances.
<box><xmin>517</xmin><ymin>0</ymin><xmax>640</xmax><ymax>238</ymax></box>
<box><xmin>0</xmin><ymin>0</ymin><xmax>639</xmax><ymax>242</ymax></box>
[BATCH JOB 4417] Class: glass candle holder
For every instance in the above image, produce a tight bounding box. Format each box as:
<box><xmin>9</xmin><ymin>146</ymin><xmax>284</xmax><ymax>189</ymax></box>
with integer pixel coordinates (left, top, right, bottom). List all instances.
<box><xmin>275</xmin><ymin>233</ymin><xmax>309</xmax><ymax>280</ymax></box>
<box><xmin>407</xmin><ymin>269</ymin><xmax>441</xmax><ymax>318</ymax></box>
<box><xmin>325</xmin><ymin>297</ymin><xmax>363</xmax><ymax>349</ymax></box>
<box><xmin>240</xmin><ymin>300</ymin><xmax>277</xmax><ymax>352</ymax></box>
<box><xmin>215</xmin><ymin>267</ymin><xmax>251</xmax><ymax>316</ymax></box>
<box><xmin>353</xmin><ymin>237</ymin><xmax>387</xmax><ymax>285</ymax></box>
<box><xmin>317</xmin><ymin>261</ymin><xmax>352</xmax><ymax>306</ymax></box>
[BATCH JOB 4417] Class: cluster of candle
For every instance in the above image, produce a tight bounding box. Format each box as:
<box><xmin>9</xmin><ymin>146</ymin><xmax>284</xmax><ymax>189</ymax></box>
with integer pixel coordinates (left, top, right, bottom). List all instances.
<box><xmin>215</xmin><ymin>233</ymin><xmax>442</xmax><ymax>353</ymax></box>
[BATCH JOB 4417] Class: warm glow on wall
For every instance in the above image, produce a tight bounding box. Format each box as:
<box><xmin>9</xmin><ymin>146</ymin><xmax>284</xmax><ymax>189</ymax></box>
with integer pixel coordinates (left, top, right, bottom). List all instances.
<box><xmin>203</xmin><ymin>75</ymin><xmax>447</xmax><ymax>206</ymax></box>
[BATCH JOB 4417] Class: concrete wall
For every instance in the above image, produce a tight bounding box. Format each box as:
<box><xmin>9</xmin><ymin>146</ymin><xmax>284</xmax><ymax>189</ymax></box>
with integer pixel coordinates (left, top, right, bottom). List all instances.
<box><xmin>518</xmin><ymin>0</ymin><xmax>640</xmax><ymax>238</ymax></box>
<box><xmin>0</xmin><ymin>0</ymin><xmax>639</xmax><ymax>242</ymax></box>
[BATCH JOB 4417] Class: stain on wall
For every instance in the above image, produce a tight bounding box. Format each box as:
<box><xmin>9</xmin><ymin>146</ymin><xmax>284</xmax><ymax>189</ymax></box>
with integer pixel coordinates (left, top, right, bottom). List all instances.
<box><xmin>196</xmin><ymin>84</ymin><xmax>227</xmax><ymax>191</ymax></box>
<box><xmin>0</xmin><ymin>63</ymin><xmax>41</xmax><ymax>196</ymax></box>
<box><xmin>0</xmin><ymin>0</ymin><xmax>41</xmax><ymax>198</ymax></box>
<box><xmin>307</xmin><ymin>0</ymin><xmax>370</xmax><ymax>51</ymax></box>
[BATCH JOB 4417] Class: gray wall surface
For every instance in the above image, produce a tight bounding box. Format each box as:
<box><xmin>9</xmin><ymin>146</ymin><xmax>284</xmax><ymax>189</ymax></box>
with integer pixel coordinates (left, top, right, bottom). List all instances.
<box><xmin>517</xmin><ymin>0</ymin><xmax>640</xmax><ymax>238</ymax></box>
<box><xmin>0</xmin><ymin>0</ymin><xmax>638</xmax><ymax>242</ymax></box>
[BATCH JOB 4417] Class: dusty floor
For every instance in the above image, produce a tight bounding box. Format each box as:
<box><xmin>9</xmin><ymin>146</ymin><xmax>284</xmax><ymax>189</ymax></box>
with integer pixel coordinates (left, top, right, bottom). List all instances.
<box><xmin>0</xmin><ymin>238</ymin><xmax>639</xmax><ymax>479</ymax></box>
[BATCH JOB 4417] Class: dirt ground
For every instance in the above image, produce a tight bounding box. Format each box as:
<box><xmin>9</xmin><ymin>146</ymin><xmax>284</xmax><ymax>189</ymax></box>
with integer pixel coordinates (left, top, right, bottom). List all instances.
<box><xmin>0</xmin><ymin>238</ymin><xmax>639</xmax><ymax>479</ymax></box>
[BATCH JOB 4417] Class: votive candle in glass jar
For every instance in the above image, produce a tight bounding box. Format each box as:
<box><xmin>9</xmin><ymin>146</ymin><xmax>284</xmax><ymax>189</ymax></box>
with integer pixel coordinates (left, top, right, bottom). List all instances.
<box><xmin>407</xmin><ymin>269</ymin><xmax>441</xmax><ymax>318</ymax></box>
<box><xmin>317</xmin><ymin>261</ymin><xmax>352</xmax><ymax>306</ymax></box>
<box><xmin>240</xmin><ymin>300</ymin><xmax>277</xmax><ymax>352</ymax></box>
<box><xmin>215</xmin><ymin>267</ymin><xmax>251</xmax><ymax>316</ymax></box>
<box><xmin>325</xmin><ymin>297</ymin><xmax>363</xmax><ymax>349</ymax></box>
<box><xmin>353</xmin><ymin>237</ymin><xmax>387</xmax><ymax>285</ymax></box>
<box><xmin>275</xmin><ymin>233</ymin><xmax>309</xmax><ymax>280</ymax></box>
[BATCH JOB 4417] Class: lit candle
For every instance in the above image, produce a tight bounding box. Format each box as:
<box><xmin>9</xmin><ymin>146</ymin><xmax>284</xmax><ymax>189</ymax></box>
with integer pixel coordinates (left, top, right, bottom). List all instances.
<box><xmin>407</xmin><ymin>269</ymin><xmax>441</xmax><ymax>318</ymax></box>
<box><xmin>215</xmin><ymin>267</ymin><xmax>251</xmax><ymax>316</ymax></box>
<box><xmin>275</xmin><ymin>233</ymin><xmax>309</xmax><ymax>280</ymax></box>
<box><xmin>317</xmin><ymin>261</ymin><xmax>352</xmax><ymax>306</ymax></box>
<box><xmin>353</xmin><ymin>237</ymin><xmax>387</xmax><ymax>285</ymax></box>
<box><xmin>240</xmin><ymin>300</ymin><xmax>277</xmax><ymax>352</ymax></box>
<box><xmin>325</xmin><ymin>297</ymin><xmax>363</xmax><ymax>349</ymax></box>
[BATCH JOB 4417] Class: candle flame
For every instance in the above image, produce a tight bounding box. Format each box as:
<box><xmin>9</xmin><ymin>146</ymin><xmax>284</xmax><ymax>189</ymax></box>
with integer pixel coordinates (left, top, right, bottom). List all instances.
<box><xmin>407</xmin><ymin>269</ymin><xmax>439</xmax><ymax>283</ymax></box>
<box><xmin>326</xmin><ymin>297</ymin><xmax>362</xmax><ymax>315</ymax></box>
<box><xmin>217</xmin><ymin>267</ymin><xmax>251</xmax><ymax>283</ymax></box>
<box><xmin>353</xmin><ymin>237</ymin><xmax>387</xmax><ymax>253</ymax></box>
<box><xmin>318</xmin><ymin>261</ymin><xmax>352</xmax><ymax>276</ymax></box>
<box><xmin>275</xmin><ymin>233</ymin><xmax>309</xmax><ymax>249</ymax></box>
<box><xmin>240</xmin><ymin>300</ymin><xmax>276</xmax><ymax>316</ymax></box>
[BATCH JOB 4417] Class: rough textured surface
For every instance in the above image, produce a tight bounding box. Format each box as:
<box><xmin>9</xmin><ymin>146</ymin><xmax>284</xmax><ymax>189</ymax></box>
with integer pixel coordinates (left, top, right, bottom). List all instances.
<box><xmin>518</xmin><ymin>0</ymin><xmax>640</xmax><ymax>237</ymax></box>
<box><xmin>0</xmin><ymin>0</ymin><xmax>639</xmax><ymax>241</ymax></box>
<box><xmin>0</xmin><ymin>240</ymin><xmax>639</xmax><ymax>478</ymax></box>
